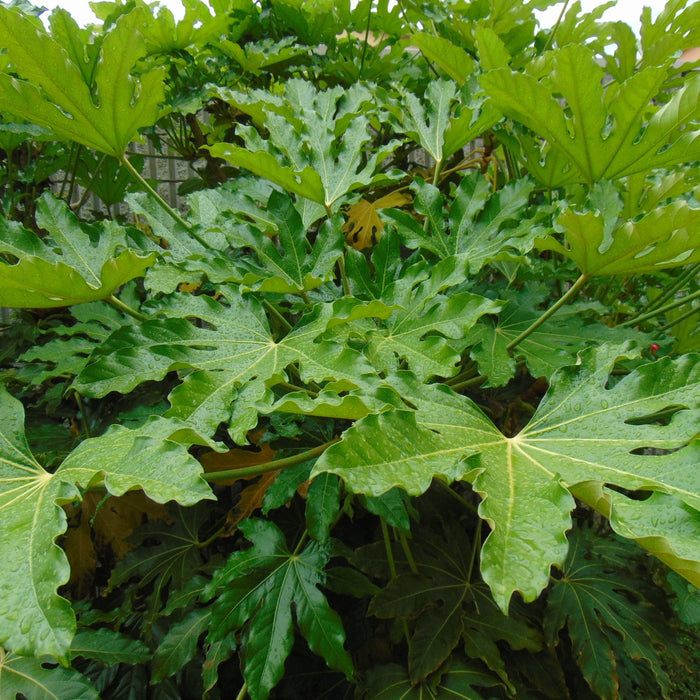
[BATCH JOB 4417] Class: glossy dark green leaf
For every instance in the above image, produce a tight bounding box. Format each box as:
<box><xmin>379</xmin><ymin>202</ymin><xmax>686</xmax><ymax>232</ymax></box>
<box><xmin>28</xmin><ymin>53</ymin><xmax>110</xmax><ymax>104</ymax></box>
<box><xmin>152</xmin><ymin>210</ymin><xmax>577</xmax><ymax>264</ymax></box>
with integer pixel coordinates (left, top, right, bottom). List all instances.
<box><xmin>69</xmin><ymin>628</ymin><xmax>151</xmax><ymax>666</ymax></box>
<box><xmin>306</xmin><ymin>472</ymin><xmax>341</xmax><ymax>543</ymax></box>
<box><xmin>545</xmin><ymin>527</ymin><xmax>677</xmax><ymax>699</ymax></box>
<box><xmin>151</xmin><ymin>609</ymin><xmax>211</xmax><ymax>683</ymax></box>
<box><xmin>207</xmin><ymin>519</ymin><xmax>353</xmax><ymax>700</ymax></box>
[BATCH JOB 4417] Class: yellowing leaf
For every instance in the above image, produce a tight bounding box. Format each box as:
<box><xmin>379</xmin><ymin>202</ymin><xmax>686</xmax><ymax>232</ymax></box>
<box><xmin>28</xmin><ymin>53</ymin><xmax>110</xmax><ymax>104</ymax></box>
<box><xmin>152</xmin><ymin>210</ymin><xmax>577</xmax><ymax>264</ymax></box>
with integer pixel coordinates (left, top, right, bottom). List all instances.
<box><xmin>226</xmin><ymin>472</ymin><xmax>280</xmax><ymax>533</ymax></box>
<box><xmin>343</xmin><ymin>192</ymin><xmax>411</xmax><ymax>250</ymax></box>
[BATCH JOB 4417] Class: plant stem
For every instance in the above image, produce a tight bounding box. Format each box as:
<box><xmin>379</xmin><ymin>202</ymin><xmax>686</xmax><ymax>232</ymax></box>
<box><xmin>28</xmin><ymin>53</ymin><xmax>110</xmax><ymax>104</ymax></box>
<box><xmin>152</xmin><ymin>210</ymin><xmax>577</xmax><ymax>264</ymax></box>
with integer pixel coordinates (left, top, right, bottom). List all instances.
<box><xmin>658</xmin><ymin>303</ymin><xmax>699</xmax><ymax>331</ymax></box>
<box><xmin>381</xmin><ymin>519</ymin><xmax>412</xmax><ymax>641</ymax></box>
<box><xmin>73</xmin><ymin>391</ymin><xmax>91</xmax><ymax>439</ymax></box>
<box><xmin>465</xmin><ymin>518</ymin><xmax>482</xmax><ymax>584</ymax></box>
<box><xmin>358</xmin><ymin>0</ymin><xmax>374</xmax><ymax>79</ymax></box>
<box><xmin>543</xmin><ymin>0</ymin><xmax>571</xmax><ymax>52</ymax></box>
<box><xmin>621</xmin><ymin>288</ymin><xmax>700</xmax><ymax>328</ymax></box>
<box><xmin>338</xmin><ymin>256</ymin><xmax>351</xmax><ymax>296</ymax></box>
<box><xmin>235</xmin><ymin>682</ymin><xmax>248</xmax><ymax>700</ymax></box>
<box><xmin>506</xmin><ymin>273</ymin><xmax>588</xmax><ymax>352</ymax></box>
<box><xmin>263</xmin><ymin>299</ymin><xmax>293</xmax><ymax>332</ymax></box>
<box><xmin>121</xmin><ymin>155</ymin><xmax>210</xmax><ymax>249</ymax></box>
<box><xmin>398</xmin><ymin>531</ymin><xmax>419</xmax><ymax>575</ymax></box>
<box><xmin>644</xmin><ymin>263</ymin><xmax>700</xmax><ymax>312</ymax></box>
<box><xmin>202</xmin><ymin>438</ymin><xmax>339</xmax><ymax>483</ymax></box>
<box><xmin>449</xmin><ymin>375</ymin><xmax>488</xmax><ymax>392</ymax></box>
<box><xmin>107</xmin><ymin>294</ymin><xmax>149</xmax><ymax>322</ymax></box>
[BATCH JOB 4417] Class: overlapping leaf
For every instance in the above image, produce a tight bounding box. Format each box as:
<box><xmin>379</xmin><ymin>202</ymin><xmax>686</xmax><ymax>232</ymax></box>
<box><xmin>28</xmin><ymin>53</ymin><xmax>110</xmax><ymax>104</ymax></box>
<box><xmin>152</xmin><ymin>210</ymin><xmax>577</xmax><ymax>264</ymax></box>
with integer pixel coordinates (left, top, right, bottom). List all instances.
<box><xmin>225</xmin><ymin>190</ymin><xmax>344</xmax><ymax>293</ymax></box>
<box><xmin>74</xmin><ymin>291</ymin><xmax>390</xmax><ymax>440</ymax></box>
<box><xmin>545</xmin><ymin>527</ymin><xmax>677</xmax><ymax>699</ymax></box>
<box><xmin>204</xmin><ymin>518</ymin><xmax>353</xmax><ymax>700</ymax></box>
<box><xmin>481</xmin><ymin>43</ymin><xmax>700</xmax><ymax>187</ymax></box>
<box><xmin>0</xmin><ymin>389</ymin><xmax>212</xmax><ymax>659</ymax></box>
<box><xmin>0</xmin><ymin>7</ymin><xmax>165</xmax><ymax>156</ymax></box>
<box><xmin>315</xmin><ymin>345</ymin><xmax>700</xmax><ymax>611</ymax></box>
<box><xmin>0</xmin><ymin>194</ymin><xmax>155</xmax><ymax>308</ymax></box>
<box><xmin>209</xmin><ymin>79</ymin><xmax>401</xmax><ymax>210</ymax></box>
<box><xmin>385</xmin><ymin>172</ymin><xmax>546</xmax><ymax>272</ymax></box>
<box><xmin>469</xmin><ymin>287</ymin><xmax>652</xmax><ymax>385</ymax></box>
<box><xmin>544</xmin><ymin>198</ymin><xmax>700</xmax><ymax>276</ymax></box>
<box><xmin>0</xmin><ymin>652</ymin><xmax>99</xmax><ymax>700</ymax></box>
<box><xmin>384</xmin><ymin>79</ymin><xmax>500</xmax><ymax>167</ymax></box>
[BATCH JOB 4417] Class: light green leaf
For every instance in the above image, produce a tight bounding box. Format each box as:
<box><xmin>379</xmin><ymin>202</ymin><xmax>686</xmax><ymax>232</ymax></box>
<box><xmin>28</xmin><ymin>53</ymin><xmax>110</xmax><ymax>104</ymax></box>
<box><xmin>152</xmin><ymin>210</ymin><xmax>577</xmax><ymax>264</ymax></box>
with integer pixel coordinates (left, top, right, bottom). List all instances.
<box><xmin>0</xmin><ymin>389</ymin><xmax>212</xmax><ymax>659</ymax></box>
<box><xmin>481</xmin><ymin>44</ymin><xmax>700</xmax><ymax>186</ymax></box>
<box><xmin>0</xmin><ymin>195</ymin><xmax>155</xmax><ymax>308</ymax></box>
<box><xmin>227</xmin><ymin>191</ymin><xmax>344</xmax><ymax>293</ymax></box>
<box><xmin>367</xmin><ymin>290</ymin><xmax>501</xmax><ymax>381</ymax></box>
<box><xmin>470</xmin><ymin>289</ymin><xmax>653</xmax><ymax>385</ymax></box>
<box><xmin>317</xmin><ymin>345</ymin><xmax>700</xmax><ymax>611</ymax></box>
<box><xmin>409</xmin><ymin>33</ymin><xmax>475</xmax><ymax>84</ymax></box>
<box><xmin>75</xmin><ymin>292</ymin><xmax>383</xmax><ymax>441</ymax></box>
<box><xmin>386</xmin><ymin>173</ymin><xmax>543</xmax><ymax>272</ymax></box>
<box><xmin>313</xmin><ymin>410</ymin><xmax>473</xmax><ymax>496</ymax></box>
<box><xmin>543</xmin><ymin>199</ymin><xmax>700</xmax><ymax>276</ymax></box>
<box><xmin>606</xmin><ymin>491</ymin><xmax>700</xmax><ymax>588</ymax></box>
<box><xmin>210</xmin><ymin>80</ymin><xmax>401</xmax><ymax>209</ymax></box>
<box><xmin>0</xmin><ymin>652</ymin><xmax>99</xmax><ymax>700</ymax></box>
<box><xmin>207</xmin><ymin>519</ymin><xmax>353</xmax><ymax>700</ymax></box>
<box><xmin>0</xmin><ymin>7</ymin><xmax>165</xmax><ymax>156</ymax></box>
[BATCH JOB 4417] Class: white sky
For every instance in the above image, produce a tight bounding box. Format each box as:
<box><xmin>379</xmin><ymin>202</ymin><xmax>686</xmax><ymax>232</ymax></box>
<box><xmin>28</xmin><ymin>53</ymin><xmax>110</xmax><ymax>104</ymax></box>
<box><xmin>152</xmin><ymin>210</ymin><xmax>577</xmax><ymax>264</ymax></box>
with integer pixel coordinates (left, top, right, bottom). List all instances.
<box><xmin>35</xmin><ymin>0</ymin><xmax>670</xmax><ymax>34</ymax></box>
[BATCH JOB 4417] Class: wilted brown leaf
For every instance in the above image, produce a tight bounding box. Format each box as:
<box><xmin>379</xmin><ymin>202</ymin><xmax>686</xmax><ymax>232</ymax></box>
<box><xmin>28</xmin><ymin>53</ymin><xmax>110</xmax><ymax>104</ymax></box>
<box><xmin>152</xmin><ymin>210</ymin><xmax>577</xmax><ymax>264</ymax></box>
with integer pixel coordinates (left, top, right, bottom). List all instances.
<box><xmin>225</xmin><ymin>471</ymin><xmax>280</xmax><ymax>534</ymax></box>
<box><xmin>343</xmin><ymin>191</ymin><xmax>411</xmax><ymax>250</ymax></box>
<box><xmin>63</xmin><ymin>490</ymin><xmax>170</xmax><ymax>596</ymax></box>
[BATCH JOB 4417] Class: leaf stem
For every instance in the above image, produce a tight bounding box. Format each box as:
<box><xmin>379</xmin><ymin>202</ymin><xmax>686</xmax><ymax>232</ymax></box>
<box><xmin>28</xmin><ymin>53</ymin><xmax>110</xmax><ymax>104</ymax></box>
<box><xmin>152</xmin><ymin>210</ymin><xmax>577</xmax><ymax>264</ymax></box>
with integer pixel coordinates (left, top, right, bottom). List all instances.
<box><xmin>235</xmin><ymin>682</ymin><xmax>248</xmax><ymax>700</ymax></box>
<box><xmin>435</xmin><ymin>480</ymin><xmax>479</xmax><ymax>516</ymax></box>
<box><xmin>465</xmin><ymin>518</ymin><xmax>482</xmax><ymax>584</ymax></box>
<box><xmin>658</xmin><ymin>303</ymin><xmax>699</xmax><ymax>332</ymax></box>
<box><xmin>121</xmin><ymin>155</ymin><xmax>211</xmax><ymax>249</ymax></box>
<box><xmin>506</xmin><ymin>273</ymin><xmax>588</xmax><ymax>352</ymax></box>
<box><xmin>398</xmin><ymin>531</ymin><xmax>419</xmax><ymax>575</ymax></box>
<box><xmin>338</xmin><ymin>255</ymin><xmax>352</xmax><ymax>296</ymax></box>
<box><xmin>381</xmin><ymin>519</ymin><xmax>412</xmax><ymax>641</ymax></box>
<box><xmin>358</xmin><ymin>0</ymin><xmax>374</xmax><ymax>79</ymax></box>
<box><xmin>621</xmin><ymin>288</ymin><xmax>700</xmax><ymax>328</ymax></box>
<box><xmin>202</xmin><ymin>438</ymin><xmax>339</xmax><ymax>483</ymax></box>
<box><xmin>263</xmin><ymin>299</ymin><xmax>293</xmax><ymax>333</ymax></box>
<box><xmin>107</xmin><ymin>294</ymin><xmax>149</xmax><ymax>322</ymax></box>
<box><xmin>644</xmin><ymin>263</ymin><xmax>700</xmax><ymax>313</ymax></box>
<box><xmin>449</xmin><ymin>375</ymin><xmax>488</xmax><ymax>392</ymax></box>
<box><xmin>542</xmin><ymin>0</ymin><xmax>571</xmax><ymax>52</ymax></box>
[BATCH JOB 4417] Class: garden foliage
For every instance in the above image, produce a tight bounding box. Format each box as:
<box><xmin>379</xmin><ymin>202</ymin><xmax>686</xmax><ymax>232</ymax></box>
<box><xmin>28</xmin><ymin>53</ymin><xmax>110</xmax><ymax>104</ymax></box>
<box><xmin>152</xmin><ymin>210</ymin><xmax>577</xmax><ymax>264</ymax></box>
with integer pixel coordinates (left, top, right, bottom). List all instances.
<box><xmin>0</xmin><ymin>0</ymin><xmax>698</xmax><ymax>698</ymax></box>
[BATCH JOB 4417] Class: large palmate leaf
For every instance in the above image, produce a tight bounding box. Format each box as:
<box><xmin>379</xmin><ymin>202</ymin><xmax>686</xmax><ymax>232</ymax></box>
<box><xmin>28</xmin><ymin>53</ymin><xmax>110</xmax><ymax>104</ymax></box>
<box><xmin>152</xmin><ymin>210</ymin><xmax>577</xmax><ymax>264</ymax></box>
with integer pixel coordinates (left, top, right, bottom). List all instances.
<box><xmin>0</xmin><ymin>388</ymin><xmax>212</xmax><ymax>659</ymax></box>
<box><xmin>362</xmin><ymin>658</ymin><xmax>505</xmax><ymax>700</ymax></box>
<box><xmin>370</xmin><ymin>522</ymin><xmax>541</xmax><ymax>685</ymax></box>
<box><xmin>481</xmin><ymin>43</ymin><xmax>700</xmax><ymax>187</ymax></box>
<box><xmin>209</xmin><ymin>79</ymin><xmax>401</xmax><ymax>210</ymax></box>
<box><xmin>204</xmin><ymin>519</ymin><xmax>353</xmax><ymax>700</ymax></box>
<box><xmin>0</xmin><ymin>651</ymin><xmax>99</xmax><ymax>700</ymax></box>
<box><xmin>17</xmin><ymin>302</ymin><xmax>126</xmax><ymax>385</ymax></box>
<box><xmin>0</xmin><ymin>7</ymin><xmax>165</xmax><ymax>156</ymax></box>
<box><xmin>385</xmin><ymin>173</ymin><xmax>545</xmax><ymax>272</ymax></box>
<box><xmin>225</xmin><ymin>190</ymin><xmax>344</xmax><ymax>293</ymax></box>
<box><xmin>384</xmin><ymin>79</ymin><xmax>500</xmax><ymax>167</ymax></box>
<box><xmin>315</xmin><ymin>346</ymin><xmax>700</xmax><ymax>610</ymax></box>
<box><xmin>74</xmin><ymin>291</ymin><xmax>389</xmax><ymax>441</ymax></box>
<box><xmin>544</xmin><ymin>198</ymin><xmax>700</xmax><ymax>277</ymax></box>
<box><xmin>0</xmin><ymin>194</ymin><xmax>155</xmax><ymax>308</ymax></box>
<box><xmin>545</xmin><ymin>527</ymin><xmax>677</xmax><ymax>699</ymax></box>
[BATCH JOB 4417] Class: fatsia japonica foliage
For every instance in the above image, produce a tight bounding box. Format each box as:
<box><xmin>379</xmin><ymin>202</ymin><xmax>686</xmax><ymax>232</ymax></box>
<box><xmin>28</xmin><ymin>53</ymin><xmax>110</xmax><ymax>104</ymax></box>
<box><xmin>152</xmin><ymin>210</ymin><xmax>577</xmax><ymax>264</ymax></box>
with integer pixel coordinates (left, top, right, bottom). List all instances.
<box><xmin>0</xmin><ymin>0</ymin><xmax>698</xmax><ymax>698</ymax></box>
